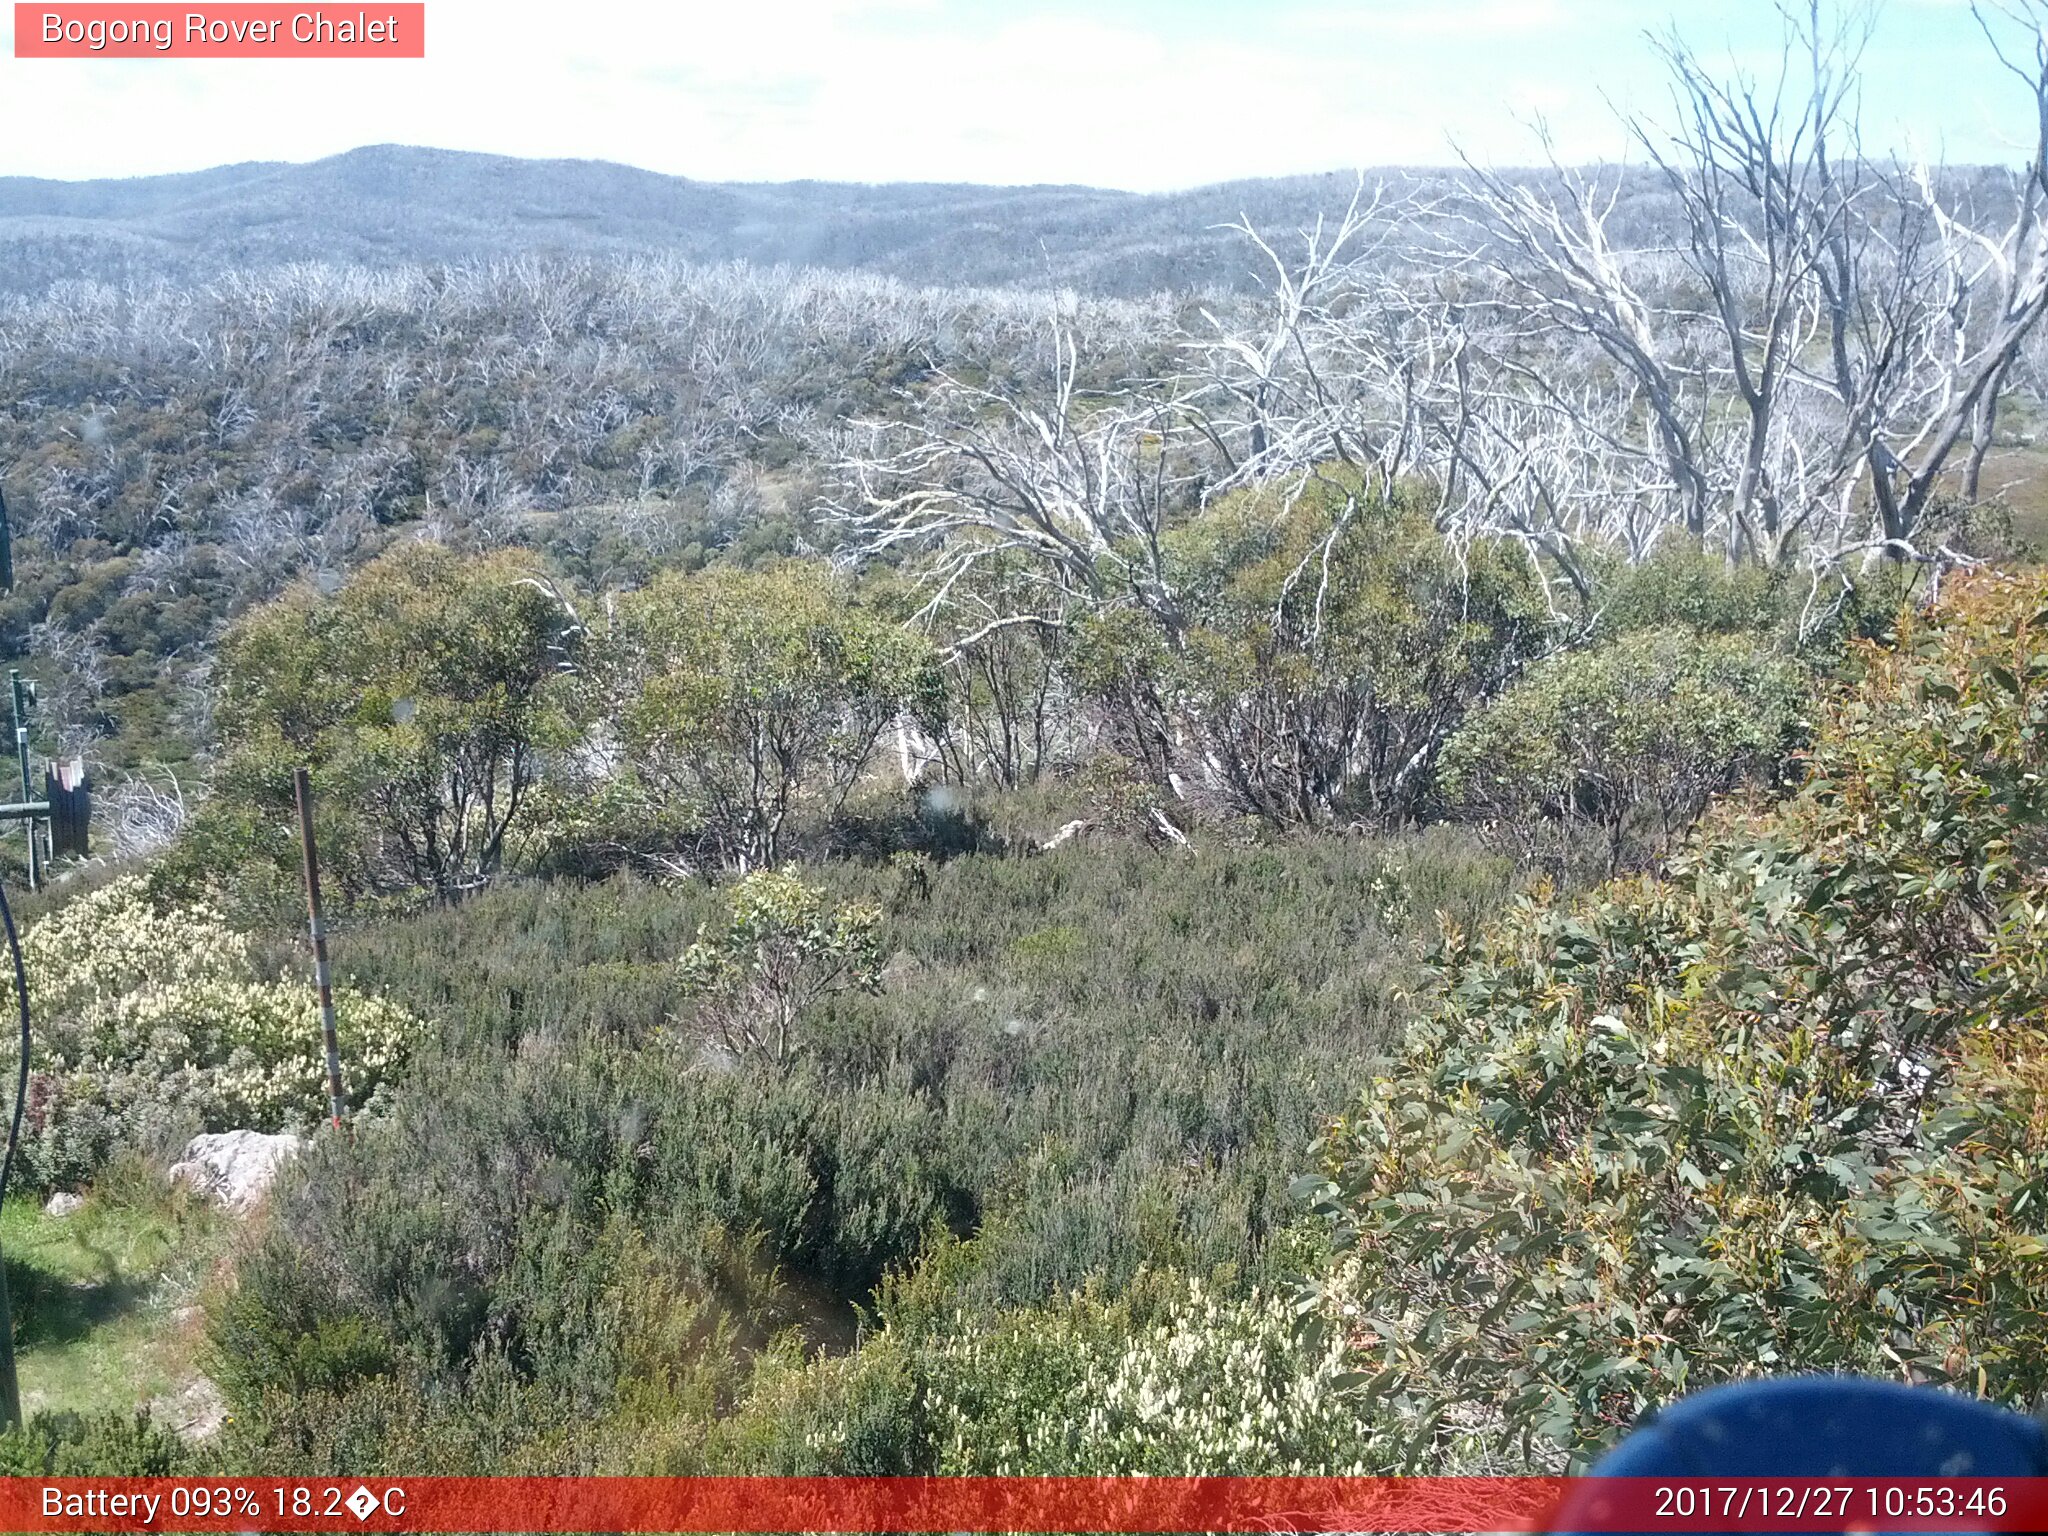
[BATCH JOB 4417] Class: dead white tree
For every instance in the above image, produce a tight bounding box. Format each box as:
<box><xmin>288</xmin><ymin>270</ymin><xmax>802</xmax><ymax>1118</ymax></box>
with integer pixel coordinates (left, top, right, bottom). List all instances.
<box><xmin>103</xmin><ymin>766</ymin><xmax>191</xmax><ymax>860</ymax></box>
<box><xmin>1174</xmin><ymin>180</ymin><xmax>1430</xmax><ymax>496</ymax></box>
<box><xmin>1436</xmin><ymin>1</ymin><xmax>2048</xmax><ymax>570</ymax></box>
<box><xmin>830</xmin><ymin>318</ymin><xmax>1190</xmax><ymax>634</ymax></box>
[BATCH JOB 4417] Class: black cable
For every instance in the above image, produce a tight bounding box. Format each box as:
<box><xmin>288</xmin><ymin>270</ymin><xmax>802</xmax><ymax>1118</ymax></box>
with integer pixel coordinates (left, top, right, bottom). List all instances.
<box><xmin>0</xmin><ymin>877</ymin><xmax>27</xmax><ymax>1207</ymax></box>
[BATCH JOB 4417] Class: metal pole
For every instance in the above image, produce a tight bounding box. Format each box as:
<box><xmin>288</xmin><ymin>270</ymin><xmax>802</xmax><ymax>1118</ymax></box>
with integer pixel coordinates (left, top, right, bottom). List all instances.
<box><xmin>0</xmin><ymin>495</ymin><xmax>29</xmax><ymax>1427</ymax></box>
<box><xmin>293</xmin><ymin>768</ymin><xmax>349</xmax><ymax>1129</ymax></box>
<box><xmin>9</xmin><ymin>674</ymin><xmax>34</xmax><ymax>893</ymax></box>
<box><xmin>0</xmin><ymin>1259</ymin><xmax>21</xmax><ymax>1432</ymax></box>
<box><xmin>0</xmin><ymin>875</ymin><xmax>30</xmax><ymax>1433</ymax></box>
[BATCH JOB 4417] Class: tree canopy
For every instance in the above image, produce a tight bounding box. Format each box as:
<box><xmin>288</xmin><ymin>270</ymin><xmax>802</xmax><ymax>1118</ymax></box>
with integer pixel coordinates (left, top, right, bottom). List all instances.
<box><xmin>211</xmin><ymin>542</ymin><xmax>572</xmax><ymax>901</ymax></box>
<box><xmin>588</xmin><ymin>562</ymin><xmax>945</xmax><ymax>870</ymax></box>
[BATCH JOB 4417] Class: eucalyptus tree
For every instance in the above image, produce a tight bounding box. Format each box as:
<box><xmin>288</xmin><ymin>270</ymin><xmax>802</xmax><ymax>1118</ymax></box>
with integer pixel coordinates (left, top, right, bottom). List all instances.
<box><xmin>586</xmin><ymin>562</ymin><xmax>945</xmax><ymax>870</ymax></box>
<box><xmin>215</xmin><ymin>541</ymin><xmax>574</xmax><ymax>901</ymax></box>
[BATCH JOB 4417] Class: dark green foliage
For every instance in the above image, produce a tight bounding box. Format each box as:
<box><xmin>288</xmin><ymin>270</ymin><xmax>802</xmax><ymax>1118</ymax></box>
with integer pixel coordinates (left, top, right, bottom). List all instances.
<box><xmin>1304</xmin><ymin>568</ymin><xmax>2048</xmax><ymax>1470</ymax></box>
<box><xmin>0</xmin><ymin>1411</ymin><xmax>190</xmax><ymax>1475</ymax></box>
<box><xmin>1438</xmin><ymin>628</ymin><xmax>1809</xmax><ymax>875</ymax></box>
<box><xmin>211</xmin><ymin>1308</ymin><xmax>397</xmax><ymax>1403</ymax></box>
<box><xmin>1587</xmin><ymin>545</ymin><xmax>1800</xmax><ymax>639</ymax></box>
<box><xmin>1583</xmin><ymin>542</ymin><xmax>1929</xmax><ymax>664</ymax></box>
<box><xmin>190</xmin><ymin>543</ymin><xmax>573</xmax><ymax>904</ymax></box>
<box><xmin>582</xmin><ymin>564</ymin><xmax>945</xmax><ymax>870</ymax></box>
<box><xmin>212</xmin><ymin>830</ymin><xmax>1513</xmax><ymax>1470</ymax></box>
<box><xmin>1075</xmin><ymin>471</ymin><xmax>1551</xmax><ymax>825</ymax></box>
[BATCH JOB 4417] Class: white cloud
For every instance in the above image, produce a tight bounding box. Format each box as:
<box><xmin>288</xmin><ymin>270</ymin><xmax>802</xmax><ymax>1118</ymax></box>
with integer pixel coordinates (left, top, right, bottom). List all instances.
<box><xmin>0</xmin><ymin>0</ymin><xmax>2017</xmax><ymax>188</ymax></box>
<box><xmin>1284</xmin><ymin>0</ymin><xmax>1572</xmax><ymax>38</ymax></box>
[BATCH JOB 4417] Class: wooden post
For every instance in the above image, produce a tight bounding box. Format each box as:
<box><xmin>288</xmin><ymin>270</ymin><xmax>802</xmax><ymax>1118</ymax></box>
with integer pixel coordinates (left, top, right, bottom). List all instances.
<box><xmin>293</xmin><ymin>768</ymin><xmax>349</xmax><ymax>1129</ymax></box>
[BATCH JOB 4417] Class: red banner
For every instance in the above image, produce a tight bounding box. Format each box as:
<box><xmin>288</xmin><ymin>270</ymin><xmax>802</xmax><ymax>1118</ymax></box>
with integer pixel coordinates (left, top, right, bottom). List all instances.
<box><xmin>3</xmin><ymin>1476</ymin><xmax>2047</xmax><ymax>1532</ymax></box>
<box><xmin>14</xmin><ymin>5</ymin><xmax>424</xmax><ymax>58</ymax></box>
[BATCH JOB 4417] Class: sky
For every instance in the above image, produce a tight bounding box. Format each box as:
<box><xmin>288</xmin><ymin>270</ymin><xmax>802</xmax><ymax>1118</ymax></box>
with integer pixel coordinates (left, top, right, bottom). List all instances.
<box><xmin>0</xmin><ymin>0</ymin><xmax>2030</xmax><ymax>191</ymax></box>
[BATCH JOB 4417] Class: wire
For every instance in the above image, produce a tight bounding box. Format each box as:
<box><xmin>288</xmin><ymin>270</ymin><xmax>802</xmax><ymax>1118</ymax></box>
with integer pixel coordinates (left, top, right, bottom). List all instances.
<box><xmin>0</xmin><ymin>877</ymin><xmax>27</xmax><ymax>1207</ymax></box>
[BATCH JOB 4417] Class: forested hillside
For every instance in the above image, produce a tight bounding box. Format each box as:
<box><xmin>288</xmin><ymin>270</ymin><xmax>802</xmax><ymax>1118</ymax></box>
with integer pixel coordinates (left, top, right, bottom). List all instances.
<box><xmin>0</xmin><ymin>148</ymin><xmax>1398</xmax><ymax>296</ymax></box>
<box><xmin>0</xmin><ymin>0</ymin><xmax>2046</xmax><ymax>1484</ymax></box>
<box><xmin>0</xmin><ymin>260</ymin><xmax>1187</xmax><ymax>775</ymax></box>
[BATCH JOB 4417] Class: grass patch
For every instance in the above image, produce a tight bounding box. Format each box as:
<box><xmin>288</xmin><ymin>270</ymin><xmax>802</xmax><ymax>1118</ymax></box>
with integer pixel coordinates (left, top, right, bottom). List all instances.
<box><xmin>1</xmin><ymin>1168</ymin><xmax>230</xmax><ymax>1425</ymax></box>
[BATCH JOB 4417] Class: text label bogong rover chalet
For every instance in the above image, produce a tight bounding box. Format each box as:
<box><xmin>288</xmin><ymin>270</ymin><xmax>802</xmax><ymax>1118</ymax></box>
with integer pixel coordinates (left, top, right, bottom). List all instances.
<box><xmin>15</xmin><ymin>3</ymin><xmax>425</xmax><ymax>56</ymax></box>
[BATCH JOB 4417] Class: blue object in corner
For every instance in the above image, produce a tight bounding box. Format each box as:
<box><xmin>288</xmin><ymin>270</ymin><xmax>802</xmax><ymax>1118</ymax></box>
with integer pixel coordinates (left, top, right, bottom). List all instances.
<box><xmin>1548</xmin><ymin>1375</ymin><xmax>2048</xmax><ymax>1534</ymax></box>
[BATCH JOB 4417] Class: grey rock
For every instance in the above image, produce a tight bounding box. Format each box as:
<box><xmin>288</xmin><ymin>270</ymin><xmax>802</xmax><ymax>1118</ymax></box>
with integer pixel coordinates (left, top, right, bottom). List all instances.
<box><xmin>168</xmin><ymin>1129</ymin><xmax>303</xmax><ymax>1212</ymax></box>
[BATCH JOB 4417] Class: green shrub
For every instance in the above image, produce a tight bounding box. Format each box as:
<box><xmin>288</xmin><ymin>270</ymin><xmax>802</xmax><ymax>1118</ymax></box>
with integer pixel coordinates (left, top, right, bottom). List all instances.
<box><xmin>0</xmin><ymin>1411</ymin><xmax>190</xmax><ymax>1475</ymax></box>
<box><xmin>213</xmin><ymin>829</ymin><xmax>1516</xmax><ymax>1470</ymax></box>
<box><xmin>1438</xmin><ymin>628</ymin><xmax>1808</xmax><ymax>875</ymax></box>
<box><xmin>583</xmin><ymin>563</ymin><xmax>944</xmax><ymax>870</ymax></box>
<box><xmin>1305</xmin><ymin>568</ymin><xmax>2048</xmax><ymax>1470</ymax></box>
<box><xmin>746</xmin><ymin>1270</ymin><xmax>1373</xmax><ymax>1475</ymax></box>
<box><xmin>4</xmin><ymin>875</ymin><xmax>415</xmax><ymax>1190</ymax></box>
<box><xmin>207</xmin><ymin>542</ymin><xmax>573</xmax><ymax>904</ymax></box>
<box><xmin>1588</xmin><ymin>545</ymin><xmax>1797</xmax><ymax>638</ymax></box>
<box><xmin>1073</xmin><ymin>471</ymin><xmax>1551</xmax><ymax>826</ymax></box>
<box><xmin>209</xmin><ymin>1305</ymin><xmax>398</xmax><ymax>1404</ymax></box>
<box><xmin>677</xmin><ymin>870</ymin><xmax>884</xmax><ymax>1066</ymax></box>
<box><xmin>211</xmin><ymin>1035</ymin><xmax>959</xmax><ymax>1437</ymax></box>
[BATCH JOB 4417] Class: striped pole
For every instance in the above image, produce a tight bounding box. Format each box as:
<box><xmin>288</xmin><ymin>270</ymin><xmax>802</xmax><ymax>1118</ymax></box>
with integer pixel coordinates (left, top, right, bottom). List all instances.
<box><xmin>293</xmin><ymin>767</ymin><xmax>348</xmax><ymax>1129</ymax></box>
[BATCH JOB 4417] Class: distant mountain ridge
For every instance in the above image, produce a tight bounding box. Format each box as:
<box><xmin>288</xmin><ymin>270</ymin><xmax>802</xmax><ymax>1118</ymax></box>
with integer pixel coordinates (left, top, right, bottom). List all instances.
<box><xmin>0</xmin><ymin>144</ymin><xmax>1404</xmax><ymax>296</ymax></box>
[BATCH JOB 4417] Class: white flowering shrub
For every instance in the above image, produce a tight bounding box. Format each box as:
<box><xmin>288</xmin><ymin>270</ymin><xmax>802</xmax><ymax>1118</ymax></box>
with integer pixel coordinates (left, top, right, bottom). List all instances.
<box><xmin>784</xmin><ymin>1275</ymin><xmax>1374</xmax><ymax>1475</ymax></box>
<box><xmin>5</xmin><ymin>876</ymin><xmax>416</xmax><ymax>1189</ymax></box>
